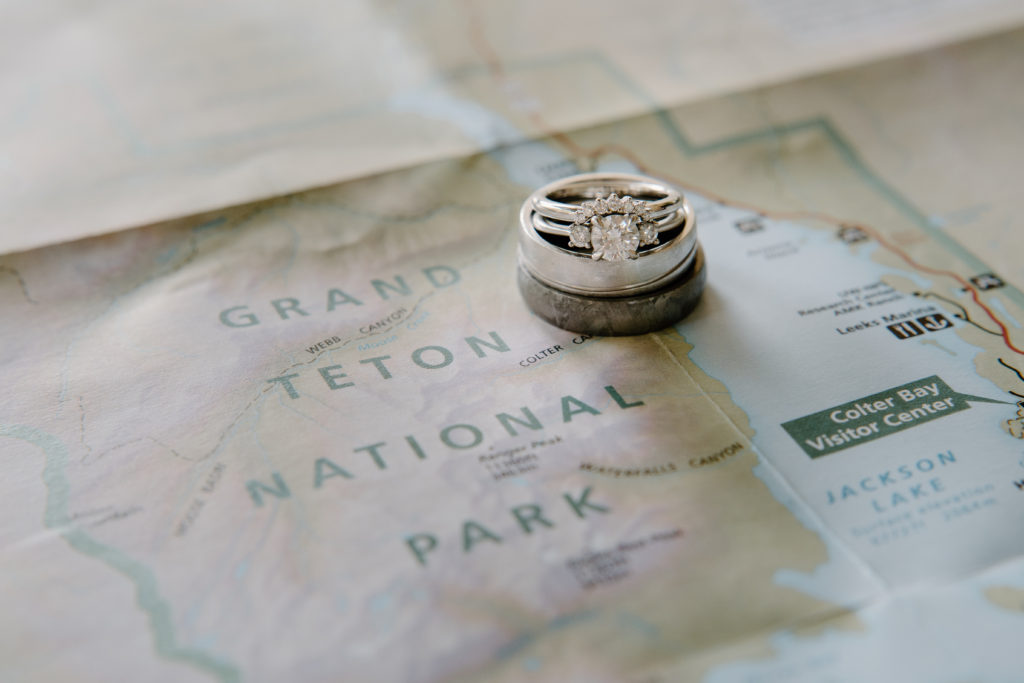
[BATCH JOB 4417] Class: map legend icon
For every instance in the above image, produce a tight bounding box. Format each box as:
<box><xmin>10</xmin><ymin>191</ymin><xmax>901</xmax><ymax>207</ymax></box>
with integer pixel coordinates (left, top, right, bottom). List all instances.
<box><xmin>917</xmin><ymin>313</ymin><xmax>953</xmax><ymax>331</ymax></box>
<box><xmin>838</xmin><ymin>226</ymin><xmax>869</xmax><ymax>244</ymax></box>
<box><xmin>734</xmin><ymin>218</ymin><xmax>764</xmax><ymax>234</ymax></box>
<box><xmin>887</xmin><ymin>320</ymin><xmax>925</xmax><ymax>339</ymax></box>
<box><xmin>971</xmin><ymin>273</ymin><xmax>1006</xmax><ymax>290</ymax></box>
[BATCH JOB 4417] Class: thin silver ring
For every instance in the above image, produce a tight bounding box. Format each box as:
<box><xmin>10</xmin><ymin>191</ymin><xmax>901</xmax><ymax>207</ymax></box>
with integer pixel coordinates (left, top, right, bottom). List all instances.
<box><xmin>532</xmin><ymin>173</ymin><xmax>682</xmax><ymax>225</ymax></box>
<box><xmin>530</xmin><ymin>205</ymin><xmax>690</xmax><ymax>241</ymax></box>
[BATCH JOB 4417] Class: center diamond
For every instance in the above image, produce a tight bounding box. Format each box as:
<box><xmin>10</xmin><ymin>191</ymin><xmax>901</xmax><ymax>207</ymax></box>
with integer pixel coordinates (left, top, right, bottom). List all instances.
<box><xmin>590</xmin><ymin>213</ymin><xmax>640</xmax><ymax>261</ymax></box>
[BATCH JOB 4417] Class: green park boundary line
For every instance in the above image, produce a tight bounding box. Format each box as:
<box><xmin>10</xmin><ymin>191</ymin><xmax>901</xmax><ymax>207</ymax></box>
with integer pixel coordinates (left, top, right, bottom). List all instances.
<box><xmin>346</xmin><ymin>49</ymin><xmax>1024</xmax><ymax>311</ymax></box>
<box><xmin>79</xmin><ymin>46</ymin><xmax>1024</xmax><ymax>317</ymax></box>
<box><xmin>0</xmin><ymin>425</ymin><xmax>240</xmax><ymax>683</ymax></box>
<box><xmin>578</xmin><ymin>51</ymin><xmax>1024</xmax><ymax>310</ymax></box>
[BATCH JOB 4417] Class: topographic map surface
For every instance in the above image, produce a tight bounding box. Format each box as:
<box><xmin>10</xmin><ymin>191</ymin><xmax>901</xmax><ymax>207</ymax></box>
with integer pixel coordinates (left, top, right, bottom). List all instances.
<box><xmin>3</xmin><ymin>3</ymin><xmax>1024</xmax><ymax>682</ymax></box>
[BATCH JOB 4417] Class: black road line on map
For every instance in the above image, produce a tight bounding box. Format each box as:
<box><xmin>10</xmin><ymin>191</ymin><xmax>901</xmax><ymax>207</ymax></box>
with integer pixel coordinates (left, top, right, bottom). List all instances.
<box><xmin>998</xmin><ymin>358</ymin><xmax>1024</xmax><ymax>385</ymax></box>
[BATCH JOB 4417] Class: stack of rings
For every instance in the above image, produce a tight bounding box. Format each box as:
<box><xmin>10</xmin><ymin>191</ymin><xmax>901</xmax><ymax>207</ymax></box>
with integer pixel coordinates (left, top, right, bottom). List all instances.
<box><xmin>517</xmin><ymin>172</ymin><xmax>706</xmax><ymax>335</ymax></box>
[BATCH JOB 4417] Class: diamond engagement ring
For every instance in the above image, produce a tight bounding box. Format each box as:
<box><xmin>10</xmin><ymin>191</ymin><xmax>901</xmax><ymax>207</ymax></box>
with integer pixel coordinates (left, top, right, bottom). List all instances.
<box><xmin>530</xmin><ymin>174</ymin><xmax>685</xmax><ymax>262</ymax></box>
<box><xmin>516</xmin><ymin>172</ymin><xmax>707</xmax><ymax>336</ymax></box>
<box><xmin>568</xmin><ymin>194</ymin><xmax>655</xmax><ymax>260</ymax></box>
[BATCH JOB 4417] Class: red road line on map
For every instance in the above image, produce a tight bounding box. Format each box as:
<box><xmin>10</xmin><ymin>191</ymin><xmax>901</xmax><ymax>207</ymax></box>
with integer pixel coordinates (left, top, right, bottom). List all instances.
<box><xmin>847</xmin><ymin>227</ymin><xmax>1024</xmax><ymax>356</ymax></box>
<box><xmin>582</xmin><ymin>140</ymin><xmax>1024</xmax><ymax>358</ymax></box>
<box><xmin>463</xmin><ymin>8</ymin><xmax>1024</xmax><ymax>357</ymax></box>
<box><xmin>464</xmin><ymin>0</ymin><xmax>505</xmax><ymax>81</ymax></box>
<box><xmin>581</xmin><ymin>139</ymin><xmax>1024</xmax><ymax>357</ymax></box>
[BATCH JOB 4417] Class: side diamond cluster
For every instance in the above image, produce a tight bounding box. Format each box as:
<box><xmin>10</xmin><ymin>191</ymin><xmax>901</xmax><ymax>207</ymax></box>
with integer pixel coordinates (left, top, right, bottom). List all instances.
<box><xmin>569</xmin><ymin>194</ymin><xmax>658</xmax><ymax>251</ymax></box>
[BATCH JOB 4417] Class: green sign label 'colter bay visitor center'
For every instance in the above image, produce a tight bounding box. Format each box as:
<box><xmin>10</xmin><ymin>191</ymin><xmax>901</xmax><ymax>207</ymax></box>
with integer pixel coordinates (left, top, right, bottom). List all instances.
<box><xmin>781</xmin><ymin>375</ymin><xmax>1010</xmax><ymax>458</ymax></box>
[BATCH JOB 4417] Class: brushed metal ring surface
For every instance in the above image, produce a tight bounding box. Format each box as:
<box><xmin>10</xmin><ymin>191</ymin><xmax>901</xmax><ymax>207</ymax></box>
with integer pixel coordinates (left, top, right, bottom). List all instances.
<box><xmin>518</xmin><ymin>246</ymin><xmax>707</xmax><ymax>336</ymax></box>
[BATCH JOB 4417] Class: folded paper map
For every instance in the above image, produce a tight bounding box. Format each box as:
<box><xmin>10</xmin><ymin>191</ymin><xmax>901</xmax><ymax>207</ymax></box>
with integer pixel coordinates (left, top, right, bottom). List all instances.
<box><xmin>3</xmin><ymin>2</ymin><xmax>1024</xmax><ymax>681</ymax></box>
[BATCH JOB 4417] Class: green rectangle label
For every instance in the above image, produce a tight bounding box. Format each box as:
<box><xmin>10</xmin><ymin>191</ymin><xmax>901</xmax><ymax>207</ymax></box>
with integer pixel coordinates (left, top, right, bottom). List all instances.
<box><xmin>781</xmin><ymin>375</ymin><xmax>1006</xmax><ymax>458</ymax></box>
